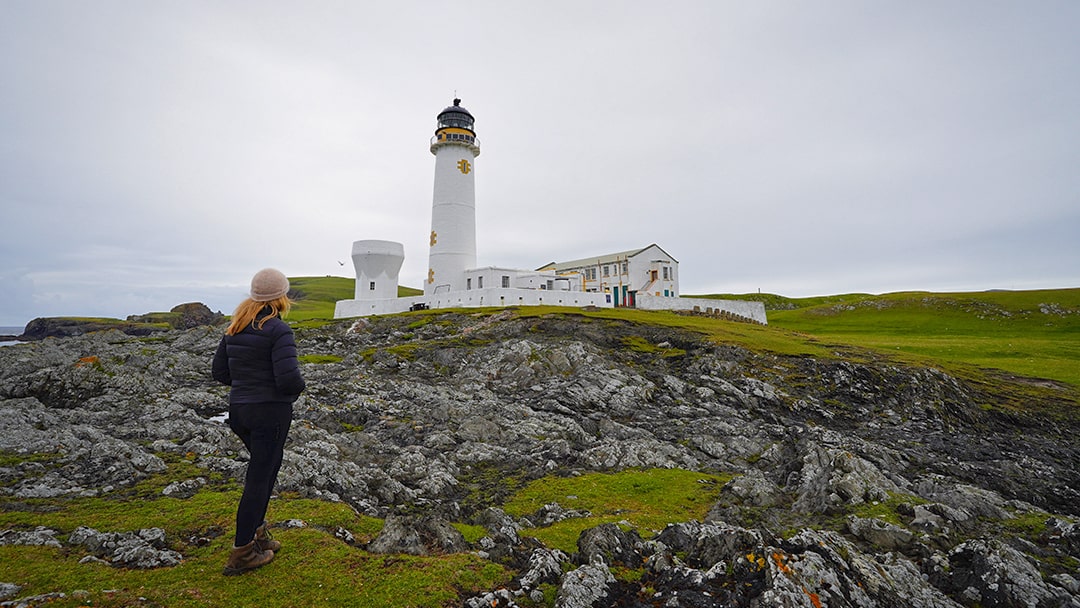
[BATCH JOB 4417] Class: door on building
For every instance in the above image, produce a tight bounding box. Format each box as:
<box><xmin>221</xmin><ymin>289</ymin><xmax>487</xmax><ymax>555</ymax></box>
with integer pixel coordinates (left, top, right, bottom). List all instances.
<box><xmin>611</xmin><ymin>286</ymin><xmax>620</xmax><ymax>306</ymax></box>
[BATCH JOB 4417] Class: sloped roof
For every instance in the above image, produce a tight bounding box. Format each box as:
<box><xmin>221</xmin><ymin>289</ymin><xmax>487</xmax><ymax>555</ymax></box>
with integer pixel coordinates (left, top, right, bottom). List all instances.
<box><xmin>537</xmin><ymin>244</ymin><xmax>677</xmax><ymax>271</ymax></box>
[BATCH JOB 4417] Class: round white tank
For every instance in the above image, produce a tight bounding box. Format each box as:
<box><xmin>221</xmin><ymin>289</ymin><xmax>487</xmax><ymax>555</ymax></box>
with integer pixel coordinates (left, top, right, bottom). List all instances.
<box><xmin>351</xmin><ymin>240</ymin><xmax>404</xmax><ymax>300</ymax></box>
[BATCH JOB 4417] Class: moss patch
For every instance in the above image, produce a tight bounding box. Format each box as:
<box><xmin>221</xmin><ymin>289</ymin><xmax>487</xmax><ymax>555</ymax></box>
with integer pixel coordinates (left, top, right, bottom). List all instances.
<box><xmin>503</xmin><ymin>468</ymin><xmax>732</xmax><ymax>553</ymax></box>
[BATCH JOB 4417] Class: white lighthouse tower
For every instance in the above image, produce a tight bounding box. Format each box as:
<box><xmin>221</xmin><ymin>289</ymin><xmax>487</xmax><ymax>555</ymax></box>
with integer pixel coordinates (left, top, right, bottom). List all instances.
<box><xmin>426</xmin><ymin>99</ymin><xmax>480</xmax><ymax>296</ymax></box>
<box><xmin>334</xmin><ymin>97</ymin><xmax>616</xmax><ymax>320</ymax></box>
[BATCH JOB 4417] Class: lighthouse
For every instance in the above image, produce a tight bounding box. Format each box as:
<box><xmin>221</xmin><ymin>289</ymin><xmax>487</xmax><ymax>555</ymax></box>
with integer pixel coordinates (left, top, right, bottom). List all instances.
<box><xmin>426</xmin><ymin>98</ymin><xmax>480</xmax><ymax>295</ymax></box>
<box><xmin>334</xmin><ymin>97</ymin><xmax>620</xmax><ymax>320</ymax></box>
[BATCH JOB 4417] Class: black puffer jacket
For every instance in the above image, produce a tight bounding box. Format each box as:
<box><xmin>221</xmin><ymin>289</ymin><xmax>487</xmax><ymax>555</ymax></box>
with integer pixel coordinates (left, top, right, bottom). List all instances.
<box><xmin>212</xmin><ymin>311</ymin><xmax>306</xmax><ymax>405</ymax></box>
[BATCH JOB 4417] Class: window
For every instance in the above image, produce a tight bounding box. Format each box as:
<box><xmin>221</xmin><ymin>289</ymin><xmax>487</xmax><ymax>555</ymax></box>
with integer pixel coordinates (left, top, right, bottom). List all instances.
<box><xmin>466</xmin><ymin>278</ymin><xmax>472</xmax><ymax>290</ymax></box>
<box><xmin>662</xmin><ymin>267</ymin><xmax>669</xmax><ymax>280</ymax></box>
<box><xmin>501</xmin><ymin>275</ymin><xmax>510</xmax><ymax>288</ymax></box>
<box><xmin>546</xmin><ymin>280</ymin><xmax>553</xmax><ymax>290</ymax></box>
<box><xmin>478</xmin><ymin>276</ymin><xmax>483</xmax><ymax>288</ymax></box>
<box><xmin>369</xmin><ymin>281</ymin><xmax>376</xmax><ymax>291</ymax></box>
<box><xmin>621</xmin><ymin>262</ymin><xmax>628</xmax><ymax>274</ymax></box>
<box><xmin>603</xmin><ymin>266</ymin><xmax>610</xmax><ymax>277</ymax></box>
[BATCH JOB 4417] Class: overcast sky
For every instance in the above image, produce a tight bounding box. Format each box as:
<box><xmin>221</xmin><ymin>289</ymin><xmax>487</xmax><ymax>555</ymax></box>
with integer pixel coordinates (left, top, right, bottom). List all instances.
<box><xmin>2</xmin><ymin>1</ymin><xmax>1078</xmax><ymax>326</ymax></box>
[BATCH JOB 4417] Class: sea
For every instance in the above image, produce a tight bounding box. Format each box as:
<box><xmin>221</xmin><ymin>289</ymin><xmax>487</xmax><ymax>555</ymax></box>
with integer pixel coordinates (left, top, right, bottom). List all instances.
<box><xmin>0</xmin><ymin>326</ymin><xmax>25</xmax><ymax>348</ymax></box>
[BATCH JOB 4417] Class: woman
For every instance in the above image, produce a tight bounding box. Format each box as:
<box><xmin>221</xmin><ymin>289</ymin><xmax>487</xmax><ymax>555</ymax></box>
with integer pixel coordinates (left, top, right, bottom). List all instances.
<box><xmin>212</xmin><ymin>268</ymin><xmax>306</xmax><ymax>576</ymax></box>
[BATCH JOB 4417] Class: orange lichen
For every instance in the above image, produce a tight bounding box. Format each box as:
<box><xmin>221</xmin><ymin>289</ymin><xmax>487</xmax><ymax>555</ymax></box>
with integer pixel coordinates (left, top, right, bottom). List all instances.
<box><xmin>803</xmin><ymin>587</ymin><xmax>822</xmax><ymax>608</ymax></box>
<box><xmin>772</xmin><ymin>551</ymin><xmax>792</xmax><ymax>574</ymax></box>
<box><xmin>75</xmin><ymin>356</ymin><xmax>100</xmax><ymax>367</ymax></box>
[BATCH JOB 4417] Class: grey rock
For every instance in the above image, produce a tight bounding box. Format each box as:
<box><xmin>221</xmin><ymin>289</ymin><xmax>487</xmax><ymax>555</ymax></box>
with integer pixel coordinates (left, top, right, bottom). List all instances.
<box><xmin>162</xmin><ymin>477</ymin><xmax>206</xmax><ymax>499</ymax></box>
<box><xmin>462</xmin><ymin>588</ymin><xmax>517</xmax><ymax>608</ymax></box>
<box><xmin>576</xmin><ymin>523</ymin><xmax>645</xmax><ymax>567</ymax></box>
<box><xmin>520</xmin><ymin>502</ymin><xmax>590</xmax><ymax>528</ymax></box>
<box><xmin>655</xmin><ymin>520</ymin><xmax>763</xmax><ymax>570</ymax></box>
<box><xmin>367</xmin><ymin>514</ymin><xmax>467</xmax><ymax>555</ymax></box>
<box><xmin>935</xmin><ymin>538</ymin><xmax>1075</xmax><ymax>608</ymax></box>
<box><xmin>0</xmin><ymin>527</ymin><xmax>62</xmax><ymax>548</ymax></box>
<box><xmin>1052</xmin><ymin>574</ymin><xmax>1080</xmax><ymax>595</ymax></box>
<box><xmin>718</xmin><ymin>468</ymin><xmax>784</xmax><ymax>507</ymax></box>
<box><xmin>791</xmin><ymin>438</ymin><xmax>900</xmax><ymax>512</ymax></box>
<box><xmin>67</xmin><ymin>526</ymin><xmax>182</xmax><ymax>569</ymax></box>
<box><xmin>0</xmin><ymin>592</ymin><xmax>67</xmax><ymax>608</ymax></box>
<box><xmin>519</xmin><ymin>547</ymin><xmax>568</xmax><ymax>589</ymax></box>
<box><xmin>0</xmin><ymin>584</ymin><xmax>19</xmax><ymax>601</ymax></box>
<box><xmin>475</xmin><ymin>507</ymin><xmax>521</xmax><ymax>543</ymax></box>
<box><xmin>554</xmin><ymin>558</ymin><xmax>615</xmax><ymax>608</ymax></box>
<box><xmin>846</xmin><ymin>515</ymin><xmax>915</xmax><ymax>552</ymax></box>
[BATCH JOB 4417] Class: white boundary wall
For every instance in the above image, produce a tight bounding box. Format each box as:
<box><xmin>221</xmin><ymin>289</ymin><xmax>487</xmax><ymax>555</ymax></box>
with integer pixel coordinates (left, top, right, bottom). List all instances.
<box><xmin>335</xmin><ymin>287</ymin><xmax>610</xmax><ymax>318</ymax></box>
<box><xmin>335</xmin><ymin>289</ymin><xmax>767</xmax><ymax>325</ymax></box>
<box><xmin>635</xmin><ymin>294</ymin><xmax>768</xmax><ymax>325</ymax></box>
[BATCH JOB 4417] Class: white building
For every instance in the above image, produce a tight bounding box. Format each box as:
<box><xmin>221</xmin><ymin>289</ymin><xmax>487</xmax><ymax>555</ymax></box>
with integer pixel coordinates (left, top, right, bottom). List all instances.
<box><xmin>537</xmin><ymin>244</ymin><xmax>680</xmax><ymax>308</ymax></box>
<box><xmin>334</xmin><ymin>99</ymin><xmax>766</xmax><ymax>325</ymax></box>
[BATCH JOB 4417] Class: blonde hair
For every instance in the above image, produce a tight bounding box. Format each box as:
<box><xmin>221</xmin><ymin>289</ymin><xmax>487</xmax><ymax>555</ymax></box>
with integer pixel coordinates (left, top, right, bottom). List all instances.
<box><xmin>225</xmin><ymin>296</ymin><xmax>292</xmax><ymax>336</ymax></box>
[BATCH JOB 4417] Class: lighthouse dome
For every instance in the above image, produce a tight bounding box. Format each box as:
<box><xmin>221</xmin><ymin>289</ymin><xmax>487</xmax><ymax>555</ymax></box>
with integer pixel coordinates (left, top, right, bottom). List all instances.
<box><xmin>437</xmin><ymin>98</ymin><xmax>475</xmax><ymax>132</ymax></box>
<box><xmin>431</xmin><ymin>98</ymin><xmax>480</xmax><ymax>155</ymax></box>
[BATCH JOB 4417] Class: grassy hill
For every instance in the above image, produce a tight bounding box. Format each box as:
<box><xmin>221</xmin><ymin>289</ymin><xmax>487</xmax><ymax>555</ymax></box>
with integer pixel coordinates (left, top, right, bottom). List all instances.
<box><xmin>691</xmin><ymin>288</ymin><xmax>1080</xmax><ymax>390</ymax></box>
<box><xmin>287</xmin><ymin>276</ymin><xmax>422</xmax><ymax>322</ymax></box>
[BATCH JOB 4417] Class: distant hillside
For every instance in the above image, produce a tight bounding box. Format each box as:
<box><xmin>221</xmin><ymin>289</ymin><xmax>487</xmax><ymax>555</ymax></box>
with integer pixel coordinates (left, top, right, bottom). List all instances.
<box><xmin>277</xmin><ymin>276</ymin><xmax>422</xmax><ymax>323</ymax></box>
<box><xmin>764</xmin><ymin>288</ymin><xmax>1080</xmax><ymax>390</ymax></box>
<box><xmin>684</xmin><ymin>291</ymin><xmax>873</xmax><ymax>311</ymax></box>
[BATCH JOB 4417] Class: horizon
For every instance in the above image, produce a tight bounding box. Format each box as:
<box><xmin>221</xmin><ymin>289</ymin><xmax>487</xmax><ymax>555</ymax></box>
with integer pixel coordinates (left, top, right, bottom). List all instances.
<box><xmin>3</xmin><ymin>278</ymin><xmax>1077</xmax><ymax>329</ymax></box>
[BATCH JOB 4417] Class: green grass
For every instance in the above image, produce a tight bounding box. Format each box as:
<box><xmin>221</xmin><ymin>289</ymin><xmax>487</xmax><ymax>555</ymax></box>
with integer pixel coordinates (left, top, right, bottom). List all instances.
<box><xmin>502</xmin><ymin>468</ymin><xmax>733</xmax><ymax>553</ymax></box>
<box><xmin>513</xmin><ymin>305</ymin><xmax>833</xmax><ymax>358</ymax></box>
<box><xmin>0</xmin><ymin>456</ymin><xmax>509</xmax><ymax>607</ymax></box>
<box><xmin>298</xmin><ymin>354</ymin><xmax>344</xmax><ymax>364</ymax></box>
<box><xmin>764</xmin><ymin>289</ymin><xmax>1080</xmax><ymax>389</ymax></box>
<box><xmin>0</xmin><ymin>535</ymin><xmax>506</xmax><ymax>608</ymax></box>
<box><xmin>621</xmin><ymin>335</ymin><xmax>687</xmax><ymax>357</ymax></box>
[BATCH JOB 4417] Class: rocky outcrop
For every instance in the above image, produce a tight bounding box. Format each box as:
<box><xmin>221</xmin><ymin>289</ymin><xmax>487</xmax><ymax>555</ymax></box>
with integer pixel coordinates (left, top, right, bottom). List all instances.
<box><xmin>17</xmin><ymin>317</ymin><xmax>170</xmax><ymax>341</ymax></box>
<box><xmin>17</xmin><ymin>302</ymin><xmax>223</xmax><ymax>341</ymax></box>
<box><xmin>1</xmin><ymin>311</ymin><xmax>1078</xmax><ymax>606</ymax></box>
<box><xmin>128</xmin><ymin>302</ymin><xmax>225</xmax><ymax>330</ymax></box>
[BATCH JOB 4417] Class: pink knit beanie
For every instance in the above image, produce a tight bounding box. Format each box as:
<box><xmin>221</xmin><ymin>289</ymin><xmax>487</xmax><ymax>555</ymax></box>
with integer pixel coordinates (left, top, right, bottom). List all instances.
<box><xmin>250</xmin><ymin>268</ymin><xmax>290</xmax><ymax>302</ymax></box>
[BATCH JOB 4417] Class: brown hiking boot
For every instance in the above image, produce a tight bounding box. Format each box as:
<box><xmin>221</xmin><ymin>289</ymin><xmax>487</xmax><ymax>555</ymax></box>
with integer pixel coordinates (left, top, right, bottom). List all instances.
<box><xmin>255</xmin><ymin>521</ymin><xmax>281</xmax><ymax>552</ymax></box>
<box><xmin>223</xmin><ymin>540</ymin><xmax>274</xmax><ymax>576</ymax></box>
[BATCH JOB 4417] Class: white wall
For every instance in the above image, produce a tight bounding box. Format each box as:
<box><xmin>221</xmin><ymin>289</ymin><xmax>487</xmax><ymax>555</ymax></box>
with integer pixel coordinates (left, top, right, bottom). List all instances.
<box><xmin>335</xmin><ymin>297</ymin><xmax>416</xmax><ymax>317</ymax></box>
<box><xmin>425</xmin><ymin>287</ymin><xmax>609</xmax><ymax>310</ymax></box>
<box><xmin>635</xmin><ymin>294</ymin><xmax>768</xmax><ymax>325</ymax></box>
<box><xmin>335</xmin><ymin>287</ymin><xmax>611</xmax><ymax>318</ymax></box>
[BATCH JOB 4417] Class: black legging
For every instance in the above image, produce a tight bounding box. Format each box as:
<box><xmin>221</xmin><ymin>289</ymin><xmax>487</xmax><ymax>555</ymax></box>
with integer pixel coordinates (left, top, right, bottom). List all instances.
<box><xmin>228</xmin><ymin>402</ymin><xmax>293</xmax><ymax>547</ymax></box>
